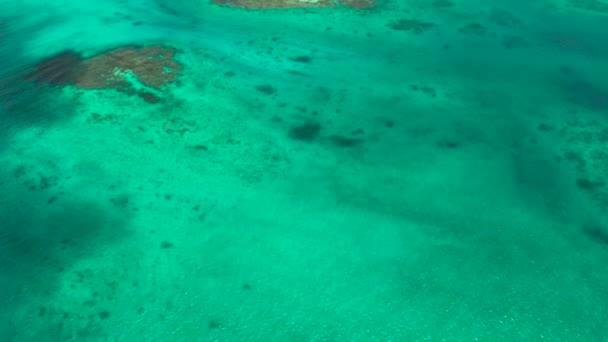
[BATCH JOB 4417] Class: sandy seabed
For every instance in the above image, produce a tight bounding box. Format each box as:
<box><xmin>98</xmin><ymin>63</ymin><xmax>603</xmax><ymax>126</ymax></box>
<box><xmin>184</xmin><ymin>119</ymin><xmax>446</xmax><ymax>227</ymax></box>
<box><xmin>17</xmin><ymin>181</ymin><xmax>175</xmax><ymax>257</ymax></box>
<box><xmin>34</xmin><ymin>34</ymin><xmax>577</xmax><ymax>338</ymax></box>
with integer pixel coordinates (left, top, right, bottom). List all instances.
<box><xmin>1</xmin><ymin>0</ymin><xmax>608</xmax><ymax>341</ymax></box>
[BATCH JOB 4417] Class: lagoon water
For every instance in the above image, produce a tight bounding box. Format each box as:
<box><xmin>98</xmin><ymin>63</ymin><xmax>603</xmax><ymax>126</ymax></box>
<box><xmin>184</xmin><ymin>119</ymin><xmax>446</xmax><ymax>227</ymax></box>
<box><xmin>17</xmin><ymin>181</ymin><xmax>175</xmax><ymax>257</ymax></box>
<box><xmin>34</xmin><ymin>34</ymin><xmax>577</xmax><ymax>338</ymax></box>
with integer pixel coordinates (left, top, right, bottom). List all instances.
<box><xmin>1</xmin><ymin>0</ymin><xmax>608</xmax><ymax>340</ymax></box>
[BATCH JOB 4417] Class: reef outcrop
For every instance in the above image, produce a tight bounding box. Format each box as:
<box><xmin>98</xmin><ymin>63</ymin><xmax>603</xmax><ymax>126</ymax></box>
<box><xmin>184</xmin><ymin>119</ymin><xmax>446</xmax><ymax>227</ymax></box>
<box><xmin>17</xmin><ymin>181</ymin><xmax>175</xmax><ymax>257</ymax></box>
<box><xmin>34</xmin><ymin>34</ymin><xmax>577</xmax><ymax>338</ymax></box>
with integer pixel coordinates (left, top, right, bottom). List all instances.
<box><xmin>25</xmin><ymin>45</ymin><xmax>180</xmax><ymax>102</ymax></box>
<box><xmin>211</xmin><ymin>0</ymin><xmax>376</xmax><ymax>9</ymax></box>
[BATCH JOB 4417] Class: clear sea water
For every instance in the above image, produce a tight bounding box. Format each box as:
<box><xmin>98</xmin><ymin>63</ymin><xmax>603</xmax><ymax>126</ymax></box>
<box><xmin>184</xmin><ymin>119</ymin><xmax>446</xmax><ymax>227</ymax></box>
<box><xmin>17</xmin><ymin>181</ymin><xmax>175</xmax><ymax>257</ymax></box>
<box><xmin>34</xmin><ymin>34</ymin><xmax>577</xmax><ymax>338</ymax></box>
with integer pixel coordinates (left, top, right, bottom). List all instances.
<box><xmin>1</xmin><ymin>0</ymin><xmax>608</xmax><ymax>341</ymax></box>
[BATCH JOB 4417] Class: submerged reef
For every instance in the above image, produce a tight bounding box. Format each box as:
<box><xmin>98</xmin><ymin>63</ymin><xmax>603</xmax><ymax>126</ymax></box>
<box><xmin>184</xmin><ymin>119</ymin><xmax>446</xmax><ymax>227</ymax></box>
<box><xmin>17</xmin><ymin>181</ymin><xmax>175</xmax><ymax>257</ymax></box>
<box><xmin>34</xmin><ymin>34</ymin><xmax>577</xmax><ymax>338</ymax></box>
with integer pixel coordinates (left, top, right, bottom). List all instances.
<box><xmin>25</xmin><ymin>45</ymin><xmax>180</xmax><ymax>102</ymax></box>
<box><xmin>78</xmin><ymin>45</ymin><xmax>180</xmax><ymax>90</ymax></box>
<box><xmin>211</xmin><ymin>0</ymin><xmax>376</xmax><ymax>10</ymax></box>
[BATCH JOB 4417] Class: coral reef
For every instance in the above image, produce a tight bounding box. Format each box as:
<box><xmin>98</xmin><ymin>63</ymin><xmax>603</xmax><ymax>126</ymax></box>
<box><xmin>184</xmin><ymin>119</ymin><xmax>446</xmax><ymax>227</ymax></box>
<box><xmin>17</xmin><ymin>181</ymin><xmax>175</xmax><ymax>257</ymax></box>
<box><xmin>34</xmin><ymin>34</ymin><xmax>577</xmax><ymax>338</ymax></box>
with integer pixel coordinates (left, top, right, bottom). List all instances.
<box><xmin>77</xmin><ymin>45</ymin><xmax>180</xmax><ymax>90</ymax></box>
<box><xmin>211</xmin><ymin>0</ymin><xmax>376</xmax><ymax>9</ymax></box>
<box><xmin>25</xmin><ymin>45</ymin><xmax>180</xmax><ymax>102</ymax></box>
<box><xmin>212</xmin><ymin>0</ymin><xmax>331</xmax><ymax>9</ymax></box>
<box><xmin>339</xmin><ymin>0</ymin><xmax>376</xmax><ymax>9</ymax></box>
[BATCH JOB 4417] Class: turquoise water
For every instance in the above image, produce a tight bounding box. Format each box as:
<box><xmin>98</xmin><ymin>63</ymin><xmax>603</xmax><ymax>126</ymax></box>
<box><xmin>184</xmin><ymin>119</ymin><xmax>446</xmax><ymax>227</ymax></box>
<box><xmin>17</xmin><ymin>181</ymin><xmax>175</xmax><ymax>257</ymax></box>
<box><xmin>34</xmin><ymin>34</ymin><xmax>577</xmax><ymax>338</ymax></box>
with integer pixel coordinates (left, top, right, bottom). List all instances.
<box><xmin>1</xmin><ymin>0</ymin><xmax>608</xmax><ymax>341</ymax></box>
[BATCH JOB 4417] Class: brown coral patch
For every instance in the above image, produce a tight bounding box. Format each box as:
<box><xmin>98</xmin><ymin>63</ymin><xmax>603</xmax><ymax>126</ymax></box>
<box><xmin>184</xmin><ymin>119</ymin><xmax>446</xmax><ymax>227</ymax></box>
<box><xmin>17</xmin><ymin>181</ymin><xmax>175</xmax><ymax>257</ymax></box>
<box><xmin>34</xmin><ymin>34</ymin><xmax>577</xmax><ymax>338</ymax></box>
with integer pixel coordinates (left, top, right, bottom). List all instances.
<box><xmin>77</xmin><ymin>45</ymin><xmax>180</xmax><ymax>90</ymax></box>
<box><xmin>25</xmin><ymin>45</ymin><xmax>180</xmax><ymax>102</ymax></box>
<box><xmin>211</xmin><ymin>0</ymin><xmax>376</xmax><ymax>9</ymax></box>
<box><xmin>27</xmin><ymin>45</ymin><xmax>179</xmax><ymax>88</ymax></box>
<box><xmin>338</xmin><ymin>0</ymin><xmax>376</xmax><ymax>9</ymax></box>
<box><xmin>211</xmin><ymin>0</ymin><xmax>333</xmax><ymax>9</ymax></box>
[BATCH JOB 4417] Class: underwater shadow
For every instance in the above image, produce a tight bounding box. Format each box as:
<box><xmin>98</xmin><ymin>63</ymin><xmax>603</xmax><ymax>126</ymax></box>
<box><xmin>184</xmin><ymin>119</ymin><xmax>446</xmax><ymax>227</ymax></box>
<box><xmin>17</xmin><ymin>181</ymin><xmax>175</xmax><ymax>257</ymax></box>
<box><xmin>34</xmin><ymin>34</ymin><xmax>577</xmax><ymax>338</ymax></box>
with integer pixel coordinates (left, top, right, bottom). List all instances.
<box><xmin>0</xmin><ymin>165</ymin><xmax>132</xmax><ymax>340</ymax></box>
<box><xmin>0</xmin><ymin>13</ymin><xmax>82</xmax><ymax>153</ymax></box>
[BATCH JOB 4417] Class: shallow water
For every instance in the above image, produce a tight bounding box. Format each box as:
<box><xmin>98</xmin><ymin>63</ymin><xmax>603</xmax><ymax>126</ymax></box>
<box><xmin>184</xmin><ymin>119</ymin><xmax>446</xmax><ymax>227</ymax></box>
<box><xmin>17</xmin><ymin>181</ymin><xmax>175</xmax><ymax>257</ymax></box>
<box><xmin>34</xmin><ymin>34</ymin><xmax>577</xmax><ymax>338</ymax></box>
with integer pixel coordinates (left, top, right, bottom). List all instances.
<box><xmin>1</xmin><ymin>0</ymin><xmax>608</xmax><ymax>341</ymax></box>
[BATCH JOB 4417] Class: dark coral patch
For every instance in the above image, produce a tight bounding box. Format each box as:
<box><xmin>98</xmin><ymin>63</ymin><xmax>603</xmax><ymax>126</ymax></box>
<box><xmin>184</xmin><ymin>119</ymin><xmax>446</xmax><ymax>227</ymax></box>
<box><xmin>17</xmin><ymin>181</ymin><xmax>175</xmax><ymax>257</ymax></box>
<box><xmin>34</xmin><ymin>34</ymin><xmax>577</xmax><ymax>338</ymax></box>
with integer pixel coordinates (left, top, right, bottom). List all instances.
<box><xmin>289</xmin><ymin>122</ymin><xmax>322</xmax><ymax>142</ymax></box>
<box><xmin>387</xmin><ymin>19</ymin><xmax>435</xmax><ymax>34</ymax></box>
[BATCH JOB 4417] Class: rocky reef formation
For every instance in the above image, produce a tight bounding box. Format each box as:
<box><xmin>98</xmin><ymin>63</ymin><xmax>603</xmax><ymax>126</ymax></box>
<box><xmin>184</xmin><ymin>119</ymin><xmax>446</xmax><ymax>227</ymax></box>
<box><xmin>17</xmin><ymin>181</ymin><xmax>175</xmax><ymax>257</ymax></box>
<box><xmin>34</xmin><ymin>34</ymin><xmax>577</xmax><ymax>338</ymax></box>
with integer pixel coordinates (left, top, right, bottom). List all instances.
<box><xmin>25</xmin><ymin>45</ymin><xmax>180</xmax><ymax>103</ymax></box>
<box><xmin>211</xmin><ymin>0</ymin><xmax>376</xmax><ymax>10</ymax></box>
